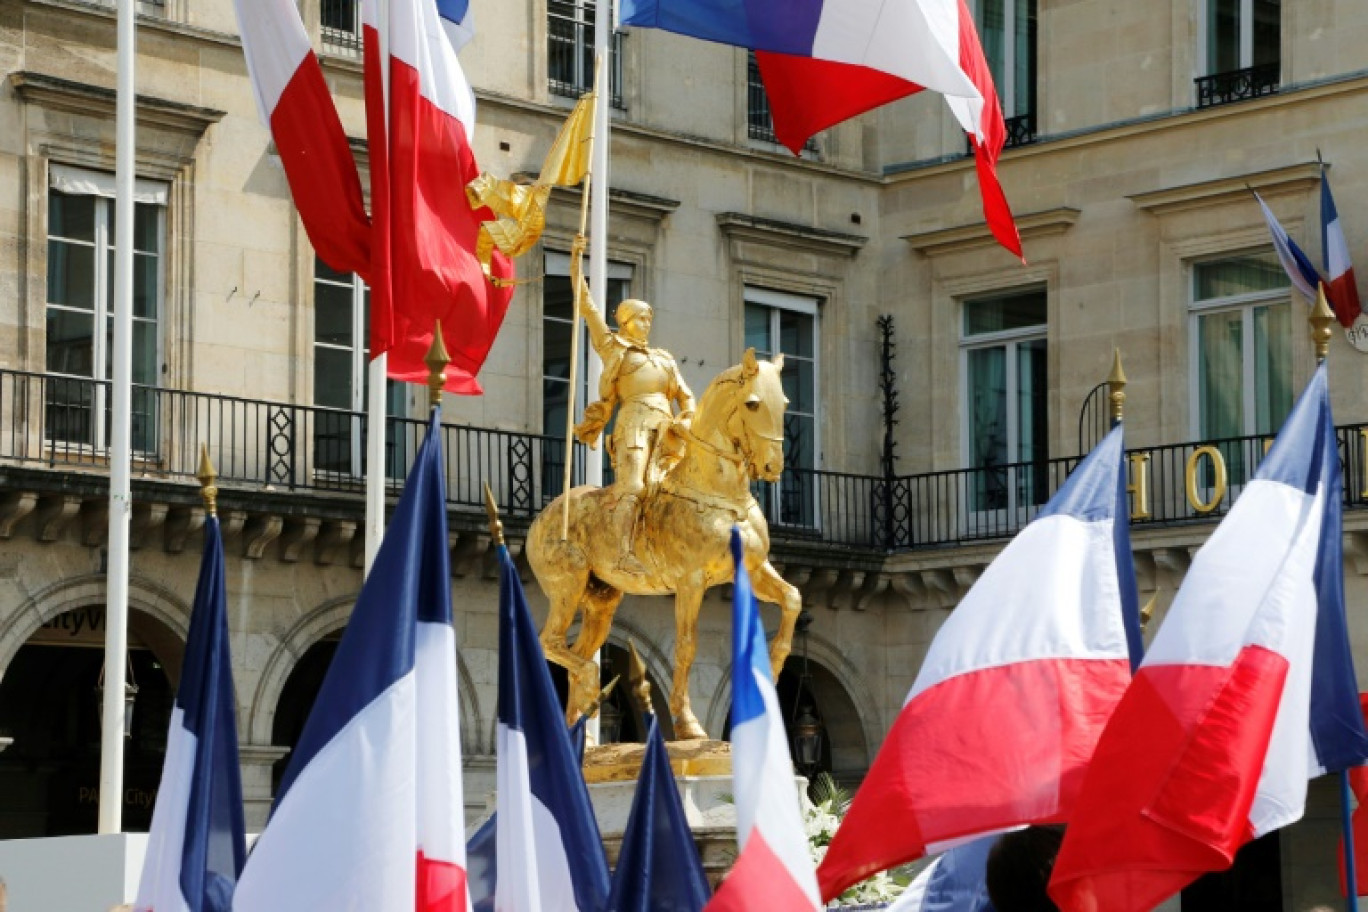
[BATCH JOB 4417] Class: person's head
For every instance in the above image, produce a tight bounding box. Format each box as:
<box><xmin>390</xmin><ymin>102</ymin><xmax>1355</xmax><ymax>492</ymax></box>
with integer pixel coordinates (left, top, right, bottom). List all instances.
<box><xmin>985</xmin><ymin>826</ymin><xmax>1064</xmax><ymax>912</ymax></box>
<box><xmin>615</xmin><ymin>299</ymin><xmax>653</xmax><ymax>344</ymax></box>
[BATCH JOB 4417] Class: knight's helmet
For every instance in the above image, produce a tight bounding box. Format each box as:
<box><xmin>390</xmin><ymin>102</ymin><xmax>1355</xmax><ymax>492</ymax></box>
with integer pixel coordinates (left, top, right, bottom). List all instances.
<box><xmin>615</xmin><ymin>299</ymin><xmax>652</xmax><ymax>329</ymax></box>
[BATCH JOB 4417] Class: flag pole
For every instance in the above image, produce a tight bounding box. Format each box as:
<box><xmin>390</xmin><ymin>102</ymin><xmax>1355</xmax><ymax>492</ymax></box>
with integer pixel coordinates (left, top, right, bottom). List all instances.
<box><xmin>560</xmin><ymin>67</ymin><xmax>600</xmax><ymax>541</ymax></box>
<box><xmin>1311</xmin><ymin>286</ymin><xmax>1360</xmax><ymax>912</ymax></box>
<box><xmin>364</xmin><ymin>0</ymin><xmax>393</xmax><ymax>574</ymax></box>
<box><xmin>98</xmin><ymin>0</ymin><xmax>137</xmax><ymax>835</ymax></box>
<box><xmin>581</xmin><ymin>3</ymin><xmax>612</xmax><ymax>746</ymax></box>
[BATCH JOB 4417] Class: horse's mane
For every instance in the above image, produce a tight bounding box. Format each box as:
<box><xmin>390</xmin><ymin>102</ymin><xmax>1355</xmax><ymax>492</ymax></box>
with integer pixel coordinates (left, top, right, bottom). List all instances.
<box><xmin>693</xmin><ymin>362</ymin><xmax>748</xmax><ymax>425</ymax></box>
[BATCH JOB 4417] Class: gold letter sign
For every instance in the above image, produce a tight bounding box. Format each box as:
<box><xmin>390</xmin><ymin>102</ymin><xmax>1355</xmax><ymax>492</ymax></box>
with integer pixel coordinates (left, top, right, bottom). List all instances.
<box><xmin>1185</xmin><ymin>445</ymin><xmax>1228</xmax><ymax>514</ymax></box>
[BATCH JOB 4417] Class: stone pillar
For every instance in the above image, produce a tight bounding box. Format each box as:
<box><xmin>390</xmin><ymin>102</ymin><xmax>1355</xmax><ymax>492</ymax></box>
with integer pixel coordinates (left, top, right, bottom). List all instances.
<box><xmin>238</xmin><ymin>744</ymin><xmax>291</xmax><ymax>831</ymax></box>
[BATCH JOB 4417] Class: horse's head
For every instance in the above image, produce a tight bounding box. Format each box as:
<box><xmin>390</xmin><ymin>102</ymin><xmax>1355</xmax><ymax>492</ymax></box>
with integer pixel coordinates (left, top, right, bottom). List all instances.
<box><xmin>731</xmin><ymin>347</ymin><xmax>788</xmax><ymax>482</ymax></box>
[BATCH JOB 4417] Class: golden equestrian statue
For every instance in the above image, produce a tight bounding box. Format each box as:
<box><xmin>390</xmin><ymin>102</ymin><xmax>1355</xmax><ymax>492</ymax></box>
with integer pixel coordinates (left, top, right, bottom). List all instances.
<box><xmin>526</xmin><ymin>236</ymin><xmax>803</xmax><ymax>741</ymax></box>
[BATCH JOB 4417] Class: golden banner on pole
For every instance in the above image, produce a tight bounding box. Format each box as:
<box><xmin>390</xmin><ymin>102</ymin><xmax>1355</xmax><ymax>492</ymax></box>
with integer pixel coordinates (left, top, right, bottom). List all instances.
<box><xmin>466</xmin><ymin>92</ymin><xmax>596</xmax><ymax>280</ymax></box>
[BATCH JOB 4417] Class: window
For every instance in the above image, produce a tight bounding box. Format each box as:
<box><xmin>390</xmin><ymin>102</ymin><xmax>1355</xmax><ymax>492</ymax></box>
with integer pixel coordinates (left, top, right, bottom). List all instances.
<box><xmin>746</xmin><ymin>52</ymin><xmax>819</xmax><ymax>152</ymax></box>
<box><xmin>320</xmin><ymin>0</ymin><xmax>362</xmax><ymax>57</ymax></box>
<box><xmin>549</xmin><ymin>0</ymin><xmax>624</xmax><ymax>108</ymax></box>
<box><xmin>45</xmin><ymin>166</ymin><xmax>165</xmax><ymax>456</ymax></box>
<box><xmin>1197</xmin><ymin>0</ymin><xmax>1279</xmax><ymax>107</ymax></box>
<box><xmin>961</xmin><ymin>289</ymin><xmax>1048</xmax><ymax>516</ymax></box>
<box><xmin>1190</xmin><ymin>251</ymin><xmax>1292</xmax><ymax>444</ymax></box>
<box><xmin>312</xmin><ymin>257</ymin><xmax>404</xmax><ymax>478</ymax></box>
<box><xmin>745</xmin><ymin>289</ymin><xmax>818</xmax><ymax>528</ymax></box>
<box><xmin>975</xmin><ymin>0</ymin><xmax>1037</xmax><ymax>147</ymax></box>
<box><xmin>542</xmin><ymin>252</ymin><xmax>631</xmax><ymax>493</ymax></box>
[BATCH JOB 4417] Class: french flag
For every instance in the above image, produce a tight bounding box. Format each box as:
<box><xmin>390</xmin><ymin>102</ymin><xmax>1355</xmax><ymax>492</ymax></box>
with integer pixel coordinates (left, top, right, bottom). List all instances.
<box><xmin>703</xmin><ymin>528</ymin><xmax>822</xmax><ymax>912</ymax></box>
<box><xmin>886</xmin><ymin>838</ymin><xmax>995</xmax><ymax>912</ymax></box>
<box><xmin>363</xmin><ymin>0</ymin><xmax>515</xmax><ymax>395</ymax></box>
<box><xmin>133</xmin><ymin>514</ymin><xmax>246</xmax><ymax>912</ymax></box>
<box><xmin>232</xmin><ymin>410</ymin><xmax>467</xmax><ymax>911</ymax></box>
<box><xmin>818</xmin><ymin>425</ymin><xmax>1141</xmax><ymax>901</ymax></box>
<box><xmin>620</xmin><ymin>0</ymin><xmax>1023</xmax><ymax>259</ymax></box>
<box><xmin>1322</xmin><ymin>170</ymin><xmax>1362</xmax><ymax>328</ymax></box>
<box><xmin>233</xmin><ymin>0</ymin><xmax>372</xmax><ymax>277</ymax></box>
<box><xmin>1254</xmin><ymin>189</ymin><xmax>1323</xmax><ymax>302</ymax></box>
<box><xmin>1049</xmin><ymin>364</ymin><xmax>1368</xmax><ymax>912</ymax></box>
<box><xmin>493</xmin><ymin>546</ymin><xmax>610</xmax><ymax>911</ymax></box>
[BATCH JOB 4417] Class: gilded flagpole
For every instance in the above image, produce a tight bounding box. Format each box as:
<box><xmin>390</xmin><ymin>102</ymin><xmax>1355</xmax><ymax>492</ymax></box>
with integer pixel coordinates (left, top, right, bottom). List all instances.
<box><xmin>560</xmin><ymin>61</ymin><xmax>601</xmax><ymax>540</ymax></box>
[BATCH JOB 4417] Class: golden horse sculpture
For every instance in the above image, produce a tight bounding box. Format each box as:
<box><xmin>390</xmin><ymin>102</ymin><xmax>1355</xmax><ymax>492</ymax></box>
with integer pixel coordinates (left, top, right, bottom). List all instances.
<box><xmin>526</xmin><ymin>348</ymin><xmax>802</xmax><ymax>741</ymax></box>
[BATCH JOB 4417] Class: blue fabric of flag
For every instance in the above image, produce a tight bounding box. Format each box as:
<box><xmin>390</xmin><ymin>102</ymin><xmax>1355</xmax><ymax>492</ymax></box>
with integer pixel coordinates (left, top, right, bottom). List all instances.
<box><xmin>1308</xmin><ymin>368</ymin><xmax>1368</xmax><ymax>772</ymax></box>
<box><xmin>1034</xmin><ymin>424</ymin><xmax>1143</xmax><ymax>666</ymax></box>
<box><xmin>620</xmin><ymin>0</ymin><xmax>825</xmax><ymax>56</ymax></box>
<box><xmin>604</xmin><ymin>715</ymin><xmax>711</xmax><ymax>912</ymax></box>
<box><xmin>177</xmin><ymin>516</ymin><xmax>247</xmax><ymax>912</ymax></box>
<box><xmin>497</xmin><ymin>545</ymin><xmax>610</xmax><ymax>910</ymax></box>
<box><xmin>273</xmin><ymin>409</ymin><xmax>449</xmax><ymax>809</ymax></box>
<box><xmin>466</xmin><ymin>717</ymin><xmax>588</xmax><ymax>912</ymax></box>
<box><xmin>1258</xmin><ymin>363</ymin><xmax>1328</xmax><ymax>495</ymax></box>
<box><xmin>1323</xmin><ymin>176</ymin><xmax>1343</xmax><ymax>267</ymax></box>
<box><xmin>921</xmin><ymin>837</ymin><xmax>996</xmax><ymax>912</ymax></box>
<box><xmin>729</xmin><ymin>528</ymin><xmax>772</xmax><ymax>727</ymax></box>
<box><xmin>435</xmin><ymin>0</ymin><xmax>467</xmax><ymax>24</ymax></box>
<box><xmin>1254</xmin><ymin>190</ymin><xmax>1322</xmax><ymax>300</ymax></box>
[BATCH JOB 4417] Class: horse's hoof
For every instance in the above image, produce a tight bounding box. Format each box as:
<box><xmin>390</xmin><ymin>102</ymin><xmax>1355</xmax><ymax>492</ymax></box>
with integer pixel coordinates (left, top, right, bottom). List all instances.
<box><xmin>674</xmin><ymin>715</ymin><xmax>708</xmax><ymax>741</ymax></box>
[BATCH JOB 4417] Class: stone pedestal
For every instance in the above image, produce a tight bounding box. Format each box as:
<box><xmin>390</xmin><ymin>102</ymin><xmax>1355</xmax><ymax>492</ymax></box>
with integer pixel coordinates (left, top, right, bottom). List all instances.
<box><xmin>586</xmin><ymin>770</ymin><xmax>738</xmax><ymax>887</ymax></box>
<box><xmin>582</xmin><ymin>739</ymin><xmax>750</xmax><ymax>888</ymax></box>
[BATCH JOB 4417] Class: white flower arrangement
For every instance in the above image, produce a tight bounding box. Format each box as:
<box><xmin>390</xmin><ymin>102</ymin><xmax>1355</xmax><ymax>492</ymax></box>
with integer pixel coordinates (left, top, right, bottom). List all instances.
<box><xmin>804</xmin><ymin>773</ymin><xmax>906</xmax><ymax>908</ymax></box>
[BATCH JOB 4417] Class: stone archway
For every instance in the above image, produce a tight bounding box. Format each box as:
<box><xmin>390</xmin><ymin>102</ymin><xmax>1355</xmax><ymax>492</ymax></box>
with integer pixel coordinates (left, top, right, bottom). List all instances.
<box><xmin>704</xmin><ymin>632</ymin><xmax>878</xmax><ymax>785</ymax></box>
<box><xmin>0</xmin><ymin>589</ymin><xmax>185</xmax><ymax>837</ymax></box>
<box><xmin>248</xmin><ymin>595</ymin><xmax>486</xmax><ymax>765</ymax></box>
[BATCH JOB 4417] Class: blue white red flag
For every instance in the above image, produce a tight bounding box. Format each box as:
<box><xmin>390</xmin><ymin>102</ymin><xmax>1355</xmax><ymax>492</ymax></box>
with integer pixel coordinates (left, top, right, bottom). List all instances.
<box><xmin>1049</xmin><ymin>364</ymin><xmax>1368</xmax><ymax>912</ymax></box>
<box><xmin>702</xmin><ymin>529</ymin><xmax>822</xmax><ymax>912</ymax></box>
<box><xmin>232</xmin><ymin>410</ymin><xmax>468</xmax><ymax>911</ymax></box>
<box><xmin>605</xmin><ymin>714</ymin><xmax>712</xmax><ymax>912</ymax></box>
<box><xmin>887</xmin><ymin>838</ymin><xmax>996</xmax><ymax>912</ymax></box>
<box><xmin>436</xmin><ymin>0</ymin><xmax>475</xmax><ymax>50</ymax></box>
<box><xmin>620</xmin><ymin>0</ymin><xmax>1022</xmax><ymax>259</ymax></box>
<box><xmin>232</xmin><ymin>0</ymin><xmax>371</xmax><ymax>277</ymax></box>
<box><xmin>818</xmin><ymin>425</ymin><xmax>1140</xmax><ymax>901</ymax></box>
<box><xmin>466</xmin><ymin>719</ymin><xmax>587</xmax><ymax>912</ymax></box>
<box><xmin>133</xmin><ymin>515</ymin><xmax>246</xmax><ymax>912</ymax></box>
<box><xmin>1253</xmin><ymin>189</ymin><xmax>1323</xmax><ymax>302</ymax></box>
<box><xmin>363</xmin><ymin>0</ymin><xmax>514</xmax><ymax>394</ymax></box>
<box><xmin>494</xmin><ymin>547</ymin><xmax>610</xmax><ymax>912</ymax></box>
<box><xmin>1322</xmin><ymin>170</ymin><xmax>1362</xmax><ymax>328</ymax></box>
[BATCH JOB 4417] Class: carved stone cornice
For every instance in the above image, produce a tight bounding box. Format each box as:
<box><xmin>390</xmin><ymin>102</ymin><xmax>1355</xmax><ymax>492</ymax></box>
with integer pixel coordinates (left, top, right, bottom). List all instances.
<box><xmin>716</xmin><ymin>212</ymin><xmax>867</xmax><ymax>259</ymax></box>
<box><xmin>1128</xmin><ymin>162</ymin><xmax>1324</xmax><ymax>217</ymax></box>
<box><xmin>9</xmin><ymin>71</ymin><xmax>226</xmax><ymax>138</ymax></box>
<box><xmin>902</xmin><ymin>207</ymin><xmax>1080</xmax><ymax>257</ymax></box>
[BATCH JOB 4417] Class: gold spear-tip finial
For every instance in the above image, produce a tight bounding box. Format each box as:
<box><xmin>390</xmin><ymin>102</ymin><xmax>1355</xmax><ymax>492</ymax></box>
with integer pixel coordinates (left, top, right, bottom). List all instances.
<box><xmin>1107</xmin><ymin>348</ymin><xmax>1127</xmax><ymax>425</ymax></box>
<box><xmin>426</xmin><ymin>320</ymin><xmax>451</xmax><ymax>409</ymax></box>
<box><xmin>196</xmin><ymin>443</ymin><xmax>218</xmax><ymax>517</ymax></box>
<box><xmin>1140</xmin><ymin>590</ymin><xmax>1158</xmax><ymax>632</ymax></box>
<box><xmin>627</xmin><ymin>639</ymin><xmax>652</xmax><ymax>719</ymax></box>
<box><xmin>1311</xmin><ymin>284</ymin><xmax>1335</xmax><ymax>363</ymax></box>
<box><xmin>482</xmin><ymin>481</ymin><xmax>505</xmax><ymax>547</ymax></box>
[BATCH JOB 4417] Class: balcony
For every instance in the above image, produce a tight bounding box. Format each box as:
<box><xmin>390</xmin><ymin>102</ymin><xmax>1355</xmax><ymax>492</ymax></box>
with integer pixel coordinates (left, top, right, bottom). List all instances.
<box><xmin>1195</xmin><ymin>63</ymin><xmax>1280</xmax><ymax>109</ymax></box>
<box><xmin>3</xmin><ymin>370</ymin><xmax>1368</xmax><ymax>558</ymax></box>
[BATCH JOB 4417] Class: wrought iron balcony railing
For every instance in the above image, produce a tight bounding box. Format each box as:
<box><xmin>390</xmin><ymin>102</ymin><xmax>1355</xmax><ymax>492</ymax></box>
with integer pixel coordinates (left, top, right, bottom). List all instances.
<box><xmin>1195</xmin><ymin>63</ymin><xmax>1280</xmax><ymax>109</ymax></box>
<box><xmin>4</xmin><ymin>370</ymin><xmax>1368</xmax><ymax>553</ymax></box>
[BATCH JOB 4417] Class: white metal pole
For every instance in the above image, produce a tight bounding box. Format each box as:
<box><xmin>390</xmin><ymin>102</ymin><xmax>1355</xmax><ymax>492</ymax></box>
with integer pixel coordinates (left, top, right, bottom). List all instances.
<box><xmin>583</xmin><ymin>3</ymin><xmax>612</xmax><ymax>745</ymax></box>
<box><xmin>364</xmin><ymin>0</ymin><xmax>393</xmax><ymax>574</ymax></box>
<box><xmin>99</xmin><ymin>0</ymin><xmax>136</xmax><ymax>834</ymax></box>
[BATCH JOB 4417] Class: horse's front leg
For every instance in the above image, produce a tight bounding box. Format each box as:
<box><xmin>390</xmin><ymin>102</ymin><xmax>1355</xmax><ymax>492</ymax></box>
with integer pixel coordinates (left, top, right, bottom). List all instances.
<box><xmin>670</xmin><ymin>575</ymin><xmax>709</xmax><ymax>740</ymax></box>
<box><xmin>751</xmin><ymin>560</ymin><xmax>802</xmax><ymax>682</ymax></box>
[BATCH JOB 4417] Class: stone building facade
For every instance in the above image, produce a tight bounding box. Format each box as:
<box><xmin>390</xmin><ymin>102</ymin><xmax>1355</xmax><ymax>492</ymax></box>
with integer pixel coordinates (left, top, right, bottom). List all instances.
<box><xmin>1</xmin><ymin>0</ymin><xmax>1367</xmax><ymax>908</ymax></box>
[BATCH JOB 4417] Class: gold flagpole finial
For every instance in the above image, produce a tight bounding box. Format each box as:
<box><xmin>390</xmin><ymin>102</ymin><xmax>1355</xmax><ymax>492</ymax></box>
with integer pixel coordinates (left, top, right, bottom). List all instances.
<box><xmin>426</xmin><ymin>320</ymin><xmax>451</xmax><ymax>410</ymax></box>
<box><xmin>1140</xmin><ymin>590</ymin><xmax>1159</xmax><ymax>632</ymax></box>
<box><xmin>1107</xmin><ymin>348</ymin><xmax>1127</xmax><ymax>425</ymax></box>
<box><xmin>483</xmin><ymin>481</ymin><xmax>505</xmax><ymax>547</ymax></box>
<box><xmin>626</xmin><ymin>640</ymin><xmax>652</xmax><ymax>719</ymax></box>
<box><xmin>1311</xmin><ymin>284</ymin><xmax>1335</xmax><ymax>363</ymax></box>
<box><xmin>196</xmin><ymin>443</ymin><xmax>218</xmax><ymax>518</ymax></box>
